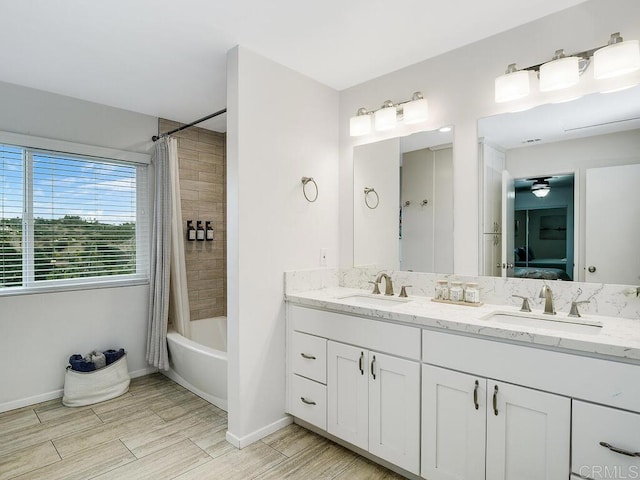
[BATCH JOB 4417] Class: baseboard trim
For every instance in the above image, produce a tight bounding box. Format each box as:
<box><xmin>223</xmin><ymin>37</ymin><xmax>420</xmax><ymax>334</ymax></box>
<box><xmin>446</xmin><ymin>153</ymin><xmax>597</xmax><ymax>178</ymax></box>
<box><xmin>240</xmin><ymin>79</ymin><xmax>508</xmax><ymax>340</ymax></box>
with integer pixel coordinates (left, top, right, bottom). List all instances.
<box><xmin>0</xmin><ymin>389</ymin><xmax>64</xmax><ymax>414</ymax></box>
<box><xmin>130</xmin><ymin>366</ymin><xmax>159</xmax><ymax>378</ymax></box>
<box><xmin>0</xmin><ymin>366</ymin><xmax>158</xmax><ymax>413</ymax></box>
<box><xmin>226</xmin><ymin>415</ymin><xmax>293</xmax><ymax>449</ymax></box>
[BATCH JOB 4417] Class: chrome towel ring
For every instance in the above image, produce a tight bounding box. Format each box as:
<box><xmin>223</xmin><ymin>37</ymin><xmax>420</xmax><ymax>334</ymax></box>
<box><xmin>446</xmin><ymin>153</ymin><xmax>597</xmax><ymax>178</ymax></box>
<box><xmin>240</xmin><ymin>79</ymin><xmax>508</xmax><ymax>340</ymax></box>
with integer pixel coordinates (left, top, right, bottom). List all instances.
<box><xmin>364</xmin><ymin>187</ymin><xmax>379</xmax><ymax>209</ymax></box>
<box><xmin>301</xmin><ymin>177</ymin><xmax>318</xmax><ymax>202</ymax></box>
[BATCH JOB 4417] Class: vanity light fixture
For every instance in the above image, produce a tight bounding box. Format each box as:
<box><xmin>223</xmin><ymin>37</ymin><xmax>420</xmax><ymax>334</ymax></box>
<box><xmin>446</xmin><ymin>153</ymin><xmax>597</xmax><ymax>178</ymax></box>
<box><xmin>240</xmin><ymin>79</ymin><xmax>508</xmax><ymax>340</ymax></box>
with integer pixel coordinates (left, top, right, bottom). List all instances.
<box><xmin>495</xmin><ymin>63</ymin><xmax>532</xmax><ymax>103</ymax></box>
<box><xmin>531</xmin><ymin>178</ymin><xmax>551</xmax><ymax>198</ymax></box>
<box><xmin>350</xmin><ymin>108</ymin><xmax>372</xmax><ymax>137</ymax></box>
<box><xmin>402</xmin><ymin>92</ymin><xmax>429</xmax><ymax>124</ymax></box>
<box><xmin>374</xmin><ymin>100</ymin><xmax>397</xmax><ymax>131</ymax></box>
<box><xmin>539</xmin><ymin>50</ymin><xmax>580</xmax><ymax>92</ymax></box>
<box><xmin>494</xmin><ymin>32</ymin><xmax>640</xmax><ymax>103</ymax></box>
<box><xmin>349</xmin><ymin>91</ymin><xmax>429</xmax><ymax>136</ymax></box>
<box><xmin>593</xmin><ymin>33</ymin><xmax>640</xmax><ymax>80</ymax></box>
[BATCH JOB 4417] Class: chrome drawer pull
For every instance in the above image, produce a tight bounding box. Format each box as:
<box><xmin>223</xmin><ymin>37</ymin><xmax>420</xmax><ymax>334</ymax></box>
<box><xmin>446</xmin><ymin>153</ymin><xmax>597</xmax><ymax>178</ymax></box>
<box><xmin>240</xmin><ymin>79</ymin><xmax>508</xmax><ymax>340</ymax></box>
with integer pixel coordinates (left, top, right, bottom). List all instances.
<box><xmin>473</xmin><ymin>380</ymin><xmax>479</xmax><ymax>410</ymax></box>
<box><xmin>599</xmin><ymin>441</ymin><xmax>640</xmax><ymax>457</ymax></box>
<box><xmin>300</xmin><ymin>397</ymin><xmax>316</xmax><ymax>405</ymax></box>
<box><xmin>300</xmin><ymin>353</ymin><xmax>316</xmax><ymax>360</ymax></box>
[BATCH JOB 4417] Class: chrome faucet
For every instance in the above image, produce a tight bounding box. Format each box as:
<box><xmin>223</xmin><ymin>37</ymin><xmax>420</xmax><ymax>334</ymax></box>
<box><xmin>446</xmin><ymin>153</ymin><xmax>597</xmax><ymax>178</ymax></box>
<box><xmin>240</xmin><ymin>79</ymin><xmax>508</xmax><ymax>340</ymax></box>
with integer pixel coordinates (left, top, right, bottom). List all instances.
<box><xmin>375</xmin><ymin>272</ymin><xmax>394</xmax><ymax>296</ymax></box>
<box><xmin>539</xmin><ymin>285</ymin><xmax>556</xmax><ymax>315</ymax></box>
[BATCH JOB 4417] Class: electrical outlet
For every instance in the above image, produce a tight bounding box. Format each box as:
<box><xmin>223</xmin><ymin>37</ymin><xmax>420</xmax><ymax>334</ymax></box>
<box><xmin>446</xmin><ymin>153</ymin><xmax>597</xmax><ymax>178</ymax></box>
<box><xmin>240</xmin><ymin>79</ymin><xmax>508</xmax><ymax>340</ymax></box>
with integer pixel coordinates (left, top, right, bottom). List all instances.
<box><xmin>320</xmin><ymin>248</ymin><xmax>328</xmax><ymax>266</ymax></box>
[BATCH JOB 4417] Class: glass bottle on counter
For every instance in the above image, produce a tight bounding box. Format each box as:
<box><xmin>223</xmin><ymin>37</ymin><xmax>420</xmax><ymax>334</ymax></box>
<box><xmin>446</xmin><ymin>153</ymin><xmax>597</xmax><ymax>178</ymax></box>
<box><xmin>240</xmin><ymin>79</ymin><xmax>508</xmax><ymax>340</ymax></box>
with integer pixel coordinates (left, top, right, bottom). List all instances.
<box><xmin>435</xmin><ymin>280</ymin><xmax>449</xmax><ymax>300</ymax></box>
<box><xmin>449</xmin><ymin>281</ymin><xmax>463</xmax><ymax>302</ymax></box>
<box><xmin>464</xmin><ymin>282</ymin><xmax>480</xmax><ymax>304</ymax></box>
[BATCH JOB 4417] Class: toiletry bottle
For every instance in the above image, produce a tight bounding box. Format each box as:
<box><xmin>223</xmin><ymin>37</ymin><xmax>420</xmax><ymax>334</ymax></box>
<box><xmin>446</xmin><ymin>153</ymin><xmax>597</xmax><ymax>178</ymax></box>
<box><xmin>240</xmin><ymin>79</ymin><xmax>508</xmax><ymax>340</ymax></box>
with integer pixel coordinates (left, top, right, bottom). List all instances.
<box><xmin>449</xmin><ymin>281</ymin><xmax>463</xmax><ymax>302</ymax></box>
<box><xmin>187</xmin><ymin>220</ymin><xmax>196</xmax><ymax>241</ymax></box>
<box><xmin>435</xmin><ymin>280</ymin><xmax>449</xmax><ymax>300</ymax></box>
<box><xmin>196</xmin><ymin>221</ymin><xmax>205</xmax><ymax>241</ymax></box>
<box><xmin>464</xmin><ymin>282</ymin><xmax>480</xmax><ymax>303</ymax></box>
<box><xmin>206</xmin><ymin>221</ymin><xmax>214</xmax><ymax>241</ymax></box>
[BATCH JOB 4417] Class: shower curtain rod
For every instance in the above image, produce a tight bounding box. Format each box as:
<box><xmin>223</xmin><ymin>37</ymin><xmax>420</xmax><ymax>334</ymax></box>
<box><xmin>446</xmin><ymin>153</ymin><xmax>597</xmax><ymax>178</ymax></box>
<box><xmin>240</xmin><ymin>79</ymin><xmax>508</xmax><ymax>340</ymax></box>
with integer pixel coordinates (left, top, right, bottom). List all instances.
<box><xmin>152</xmin><ymin>107</ymin><xmax>227</xmax><ymax>141</ymax></box>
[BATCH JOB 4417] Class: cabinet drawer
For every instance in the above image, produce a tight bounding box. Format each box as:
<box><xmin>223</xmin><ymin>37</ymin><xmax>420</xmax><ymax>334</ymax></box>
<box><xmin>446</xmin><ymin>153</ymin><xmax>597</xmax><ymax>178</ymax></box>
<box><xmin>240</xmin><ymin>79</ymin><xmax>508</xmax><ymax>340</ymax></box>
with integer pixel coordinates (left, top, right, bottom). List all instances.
<box><xmin>291</xmin><ymin>332</ymin><xmax>327</xmax><ymax>384</ymax></box>
<box><xmin>572</xmin><ymin>401</ymin><xmax>640</xmax><ymax>478</ymax></box>
<box><xmin>290</xmin><ymin>374</ymin><xmax>326</xmax><ymax>430</ymax></box>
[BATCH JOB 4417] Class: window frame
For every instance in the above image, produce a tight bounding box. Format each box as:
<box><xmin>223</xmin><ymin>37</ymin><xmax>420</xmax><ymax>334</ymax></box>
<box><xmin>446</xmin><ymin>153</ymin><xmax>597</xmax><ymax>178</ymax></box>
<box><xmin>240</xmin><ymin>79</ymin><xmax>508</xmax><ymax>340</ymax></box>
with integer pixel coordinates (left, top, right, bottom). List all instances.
<box><xmin>0</xmin><ymin>131</ymin><xmax>150</xmax><ymax>296</ymax></box>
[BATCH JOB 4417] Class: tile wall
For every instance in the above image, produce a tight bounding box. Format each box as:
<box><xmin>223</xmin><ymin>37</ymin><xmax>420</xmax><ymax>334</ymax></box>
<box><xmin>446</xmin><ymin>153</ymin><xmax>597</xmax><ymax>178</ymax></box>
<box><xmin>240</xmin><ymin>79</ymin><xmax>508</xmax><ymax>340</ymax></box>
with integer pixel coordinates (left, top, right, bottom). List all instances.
<box><xmin>159</xmin><ymin>119</ymin><xmax>226</xmax><ymax>320</ymax></box>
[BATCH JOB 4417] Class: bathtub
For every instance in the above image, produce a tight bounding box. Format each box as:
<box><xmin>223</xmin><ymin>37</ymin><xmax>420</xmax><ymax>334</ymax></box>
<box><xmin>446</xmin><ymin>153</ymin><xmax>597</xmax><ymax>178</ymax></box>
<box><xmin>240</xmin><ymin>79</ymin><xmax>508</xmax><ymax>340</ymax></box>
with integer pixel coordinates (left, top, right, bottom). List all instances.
<box><xmin>165</xmin><ymin>316</ymin><xmax>227</xmax><ymax>411</ymax></box>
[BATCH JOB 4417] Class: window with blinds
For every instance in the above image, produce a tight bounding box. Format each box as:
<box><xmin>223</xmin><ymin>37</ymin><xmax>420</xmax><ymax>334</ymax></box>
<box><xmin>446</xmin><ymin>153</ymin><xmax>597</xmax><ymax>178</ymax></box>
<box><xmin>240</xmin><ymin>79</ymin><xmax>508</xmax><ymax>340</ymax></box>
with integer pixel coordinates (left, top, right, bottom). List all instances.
<box><xmin>0</xmin><ymin>143</ymin><xmax>148</xmax><ymax>291</ymax></box>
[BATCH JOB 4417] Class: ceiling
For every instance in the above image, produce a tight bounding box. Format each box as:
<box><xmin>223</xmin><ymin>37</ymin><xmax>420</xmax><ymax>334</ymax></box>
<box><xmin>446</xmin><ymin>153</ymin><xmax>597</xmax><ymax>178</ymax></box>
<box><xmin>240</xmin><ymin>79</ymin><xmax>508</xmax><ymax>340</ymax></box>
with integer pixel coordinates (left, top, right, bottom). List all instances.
<box><xmin>0</xmin><ymin>0</ymin><xmax>589</xmax><ymax>132</ymax></box>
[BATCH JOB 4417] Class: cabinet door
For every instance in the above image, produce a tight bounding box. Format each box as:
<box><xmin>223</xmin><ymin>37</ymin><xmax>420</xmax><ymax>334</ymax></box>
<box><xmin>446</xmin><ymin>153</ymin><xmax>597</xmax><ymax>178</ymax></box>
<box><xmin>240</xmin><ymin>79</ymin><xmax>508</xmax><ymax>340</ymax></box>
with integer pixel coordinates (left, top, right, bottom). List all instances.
<box><xmin>327</xmin><ymin>341</ymin><xmax>369</xmax><ymax>450</ymax></box>
<box><xmin>486</xmin><ymin>381</ymin><xmax>570</xmax><ymax>480</ymax></box>
<box><xmin>369</xmin><ymin>351</ymin><xmax>420</xmax><ymax>475</ymax></box>
<box><xmin>422</xmin><ymin>365</ymin><xmax>486</xmax><ymax>480</ymax></box>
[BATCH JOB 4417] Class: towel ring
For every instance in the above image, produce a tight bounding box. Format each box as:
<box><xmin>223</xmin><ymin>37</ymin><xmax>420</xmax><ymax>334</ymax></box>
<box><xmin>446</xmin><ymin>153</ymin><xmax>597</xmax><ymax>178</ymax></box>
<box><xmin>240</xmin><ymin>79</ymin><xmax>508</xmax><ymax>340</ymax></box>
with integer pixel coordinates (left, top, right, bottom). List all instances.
<box><xmin>301</xmin><ymin>177</ymin><xmax>318</xmax><ymax>202</ymax></box>
<box><xmin>364</xmin><ymin>187</ymin><xmax>379</xmax><ymax>209</ymax></box>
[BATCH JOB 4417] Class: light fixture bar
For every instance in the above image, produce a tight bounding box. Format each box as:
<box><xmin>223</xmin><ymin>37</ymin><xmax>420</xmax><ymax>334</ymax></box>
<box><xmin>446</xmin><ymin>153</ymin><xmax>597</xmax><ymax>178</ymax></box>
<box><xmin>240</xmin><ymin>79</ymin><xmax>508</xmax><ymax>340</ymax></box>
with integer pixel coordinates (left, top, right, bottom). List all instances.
<box><xmin>495</xmin><ymin>31</ymin><xmax>640</xmax><ymax>103</ymax></box>
<box><xmin>349</xmin><ymin>91</ymin><xmax>429</xmax><ymax>136</ymax></box>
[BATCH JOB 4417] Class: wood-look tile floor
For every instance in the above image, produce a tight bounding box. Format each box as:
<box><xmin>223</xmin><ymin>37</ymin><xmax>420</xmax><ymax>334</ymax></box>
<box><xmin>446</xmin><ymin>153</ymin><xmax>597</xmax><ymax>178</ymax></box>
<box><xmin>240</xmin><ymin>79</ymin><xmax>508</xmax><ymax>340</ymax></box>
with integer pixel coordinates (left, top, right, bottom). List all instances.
<box><xmin>0</xmin><ymin>374</ymin><xmax>405</xmax><ymax>479</ymax></box>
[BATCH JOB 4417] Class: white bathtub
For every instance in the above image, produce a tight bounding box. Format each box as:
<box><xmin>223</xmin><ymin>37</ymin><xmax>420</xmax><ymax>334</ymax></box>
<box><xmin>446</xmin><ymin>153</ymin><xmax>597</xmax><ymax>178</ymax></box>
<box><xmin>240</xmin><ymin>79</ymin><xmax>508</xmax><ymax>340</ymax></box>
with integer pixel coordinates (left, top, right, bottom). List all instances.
<box><xmin>165</xmin><ymin>316</ymin><xmax>227</xmax><ymax>411</ymax></box>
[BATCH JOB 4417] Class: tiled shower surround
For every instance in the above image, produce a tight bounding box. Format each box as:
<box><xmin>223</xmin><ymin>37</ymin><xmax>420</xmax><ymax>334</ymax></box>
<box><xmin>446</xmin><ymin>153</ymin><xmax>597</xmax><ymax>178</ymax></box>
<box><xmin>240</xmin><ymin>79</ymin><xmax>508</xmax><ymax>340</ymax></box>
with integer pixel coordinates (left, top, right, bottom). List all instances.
<box><xmin>159</xmin><ymin>119</ymin><xmax>226</xmax><ymax>320</ymax></box>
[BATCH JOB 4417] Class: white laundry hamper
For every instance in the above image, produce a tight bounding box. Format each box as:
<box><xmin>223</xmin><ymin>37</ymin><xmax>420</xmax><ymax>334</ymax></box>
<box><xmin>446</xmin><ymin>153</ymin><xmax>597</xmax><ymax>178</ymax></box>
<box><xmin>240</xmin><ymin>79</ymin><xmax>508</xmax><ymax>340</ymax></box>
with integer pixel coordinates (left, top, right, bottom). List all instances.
<box><xmin>62</xmin><ymin>355</ymin><xmax>130</xmax><ymax>407</ymax></box>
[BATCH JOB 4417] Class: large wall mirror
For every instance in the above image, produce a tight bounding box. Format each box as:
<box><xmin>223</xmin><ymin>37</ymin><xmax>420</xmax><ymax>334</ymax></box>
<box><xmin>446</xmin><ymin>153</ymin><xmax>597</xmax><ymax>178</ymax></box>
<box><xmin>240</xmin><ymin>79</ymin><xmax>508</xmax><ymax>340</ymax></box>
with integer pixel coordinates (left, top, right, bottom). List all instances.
<box><xmin>353</xmin><ymin>128</ymin><xmax>454</xmax><ymax>272</ymax></box>
<box><xmin>479</xmin><ymin>85</ymin><xmax>640</xmax><ymax>286</ymax></box>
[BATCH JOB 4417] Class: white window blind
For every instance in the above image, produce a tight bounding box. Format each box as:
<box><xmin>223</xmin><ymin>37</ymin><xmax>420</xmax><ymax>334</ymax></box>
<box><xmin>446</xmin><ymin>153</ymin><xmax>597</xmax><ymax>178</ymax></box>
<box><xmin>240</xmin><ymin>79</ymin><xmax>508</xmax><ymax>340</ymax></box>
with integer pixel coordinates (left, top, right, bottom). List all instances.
<box><xmin>0</xmin><ymin>145</ymin><xmax>23</xmax><ymax>287</ymax></box>
<box><xmin>0</xmin><ymin>142</ymin><xmax>148</xmax><ymax>292</ymax></box>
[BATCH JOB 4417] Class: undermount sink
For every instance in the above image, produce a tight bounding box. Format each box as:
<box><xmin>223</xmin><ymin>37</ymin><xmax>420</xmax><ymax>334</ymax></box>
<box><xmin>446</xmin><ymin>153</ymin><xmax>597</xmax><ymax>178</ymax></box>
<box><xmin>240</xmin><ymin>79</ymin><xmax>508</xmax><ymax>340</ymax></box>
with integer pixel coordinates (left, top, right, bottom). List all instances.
<box><xmin>337</xmin><ymin>294</ymin><xmax>412</xmax><ymax>308</ymax></box>
<box><xmin>483</xmin><ymin>311</ymin><xmax>603</xmax><ymax>334</ymax></box>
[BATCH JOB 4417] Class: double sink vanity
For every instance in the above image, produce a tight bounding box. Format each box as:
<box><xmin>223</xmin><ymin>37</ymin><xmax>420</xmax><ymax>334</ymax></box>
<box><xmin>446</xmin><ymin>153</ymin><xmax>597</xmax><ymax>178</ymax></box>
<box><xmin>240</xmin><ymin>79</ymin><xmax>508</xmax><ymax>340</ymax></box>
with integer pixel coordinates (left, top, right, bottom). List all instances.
<box><xmin>284</xmin><ymin>271</ymin><xmax>640</xmax><ymax>480</ymax></box>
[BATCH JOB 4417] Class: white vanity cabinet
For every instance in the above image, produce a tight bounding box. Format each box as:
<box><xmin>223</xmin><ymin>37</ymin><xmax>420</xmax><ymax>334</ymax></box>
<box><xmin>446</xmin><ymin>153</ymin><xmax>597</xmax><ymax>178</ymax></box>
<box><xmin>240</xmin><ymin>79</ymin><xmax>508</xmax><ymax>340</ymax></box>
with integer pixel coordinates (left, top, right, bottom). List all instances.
<box><xmin>572</xmin><ymin>400</ymin><xmax>640</xmax><ymax>479</ymax></box>
<box><xmin>327</xmin><ymin>341</ymin><xmax>420</xmax><ymax>473</ymax></box>
<box><xmin>287</xmin><ymin>304</ymin><xmax>421</xmax><ymax>475</ymax></box>
<box><xmin>422</xmin><ymin>364</ymin><xmax>570</xmax><ymax>480</ymax></box>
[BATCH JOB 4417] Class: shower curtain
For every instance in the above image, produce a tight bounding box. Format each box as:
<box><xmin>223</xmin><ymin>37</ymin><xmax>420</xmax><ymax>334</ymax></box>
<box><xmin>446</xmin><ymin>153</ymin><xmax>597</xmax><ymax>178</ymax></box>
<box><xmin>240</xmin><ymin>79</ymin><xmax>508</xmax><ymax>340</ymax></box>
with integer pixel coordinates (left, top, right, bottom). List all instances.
<box><xmin>146</xmin><ymin>137</ymin><xmax>190</xmax><ymax>370</ymax></box>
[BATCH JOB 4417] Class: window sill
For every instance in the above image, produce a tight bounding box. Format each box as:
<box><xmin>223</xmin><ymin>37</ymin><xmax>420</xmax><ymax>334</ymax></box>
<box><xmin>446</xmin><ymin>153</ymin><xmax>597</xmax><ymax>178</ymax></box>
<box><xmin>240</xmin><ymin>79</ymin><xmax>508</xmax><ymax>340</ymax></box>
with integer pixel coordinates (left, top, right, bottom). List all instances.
<box><xmin>0</xmin><ymin>278</ymin><xmax>150</xmax><ymax>297</ymax></box>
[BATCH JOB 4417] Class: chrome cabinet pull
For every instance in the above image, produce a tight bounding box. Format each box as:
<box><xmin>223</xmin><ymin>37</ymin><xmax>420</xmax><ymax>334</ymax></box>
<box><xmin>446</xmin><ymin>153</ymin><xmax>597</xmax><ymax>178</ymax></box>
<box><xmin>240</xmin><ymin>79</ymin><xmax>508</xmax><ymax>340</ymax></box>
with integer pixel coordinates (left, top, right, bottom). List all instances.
<box><xmin>473</xmin><ymin>380</ymin><xmax>479</xmax><ymax>410</ymax></box>
<box><xmin>359</xmin><ymin>352</ymin><xmax>364</xmax><ymax>375</ymax></box>
<box><xmin>371</xmin><ymin>355</ymin><xmax>377</xmax><ymax>380</ymax></box>
<box><xmin>599</xmin><ymin>442</ymin><xmax>640</xmax><ymax>457</ymax></box>
<box><xmin>300</xmin><ymin>353</ymin><xmax>316</xmax><ymax>360</ymax></box>
<box><xmin>300</xmin><ymin>397</ymin><xmax>316</xmax><ymax>405</ymax></box>
<box><xmin>493</xmin><ymin>385</ymin><xmax>499</xmax><ymax>416</ymax></box>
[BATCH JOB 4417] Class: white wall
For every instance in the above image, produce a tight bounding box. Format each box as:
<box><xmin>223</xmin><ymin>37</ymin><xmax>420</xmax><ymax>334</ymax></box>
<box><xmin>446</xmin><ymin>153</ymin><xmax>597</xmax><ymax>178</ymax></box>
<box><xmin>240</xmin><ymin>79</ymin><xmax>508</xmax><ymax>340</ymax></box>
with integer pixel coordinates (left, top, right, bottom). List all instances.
<box><xmin>338</xmin><ymin>0</ymin><xmax>640</xmax><ymax>275</ymax></box>
<box><xmin>226</xmin><ymin>46</ymin><xmax>339</xmax><ymax>446</ymax></box>
<box><xmin>0</xmin><ymin>81</ymin><xmax>157</xmax><ymax>411</ymax></box>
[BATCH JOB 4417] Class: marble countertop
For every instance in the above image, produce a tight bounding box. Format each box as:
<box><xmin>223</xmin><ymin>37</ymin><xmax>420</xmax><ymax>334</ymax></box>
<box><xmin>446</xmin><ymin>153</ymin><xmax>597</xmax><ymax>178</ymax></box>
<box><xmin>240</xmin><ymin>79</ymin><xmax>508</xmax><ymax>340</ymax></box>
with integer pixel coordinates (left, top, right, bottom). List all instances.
<box><xmin>285</xmin><ymin>287</ymin><xmax>640</xmax><ymax>362</ymax></box>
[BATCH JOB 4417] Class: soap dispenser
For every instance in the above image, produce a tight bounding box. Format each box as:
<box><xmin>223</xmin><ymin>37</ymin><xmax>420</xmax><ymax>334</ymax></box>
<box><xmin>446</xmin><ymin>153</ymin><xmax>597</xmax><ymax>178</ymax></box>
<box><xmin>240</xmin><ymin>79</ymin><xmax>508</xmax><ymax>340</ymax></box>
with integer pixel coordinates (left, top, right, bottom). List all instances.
<box><xmin>196</xmin><ymin>221</ymin><xmax>205</xmax><ymax>241</ymax></box>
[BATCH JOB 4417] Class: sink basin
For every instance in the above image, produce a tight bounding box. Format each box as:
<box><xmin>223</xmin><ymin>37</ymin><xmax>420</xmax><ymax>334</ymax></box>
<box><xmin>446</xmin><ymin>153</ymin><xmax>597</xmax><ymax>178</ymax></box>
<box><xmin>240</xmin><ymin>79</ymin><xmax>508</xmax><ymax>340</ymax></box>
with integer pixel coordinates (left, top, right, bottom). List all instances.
<box><xmin>337</xmin><ymin>294</ymin><xmax>412</xmax><ymax>308</ymax></box>
<box><xmin>483</xmin><ymin>311</ymin><xmax>603</xmax><ymax>334</ymax></box>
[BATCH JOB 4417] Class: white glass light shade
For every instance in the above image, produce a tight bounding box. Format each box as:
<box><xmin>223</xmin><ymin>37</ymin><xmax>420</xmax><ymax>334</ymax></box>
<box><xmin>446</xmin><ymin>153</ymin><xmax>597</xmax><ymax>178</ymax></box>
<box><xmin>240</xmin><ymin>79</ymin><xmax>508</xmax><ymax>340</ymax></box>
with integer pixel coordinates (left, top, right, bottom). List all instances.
<box><xmin>495</xmin><ymin>70</ymin><xmax>531</xmax><ymax>103</ymax></box>
<box><xmin>539</xmin><ymin>56</ymin><xmax>579</xmax><ymax>92</ymax></box>
<box><xmin>402</xmin><ymin>98</ymin><xmax>429</xmax><ymax>124</ymax></box>
<box><xmin>531</xmin><ymin>180</ymin><xmax>551</xmax><ymax>198</ymax></box>
<box><xmin>532</xmin><ymin>187</ymin><xmax>550</xmax><ymax>198</ymax></box>
<box><xmin>374</xmin><ymin>105</ymin><xmax>397</xmax><ymax>131</ymax></box>
<box><xmin>594</xmin><ymin>40</ymin><xmax>640</xmax><ymax>79</ymax></box>
<box><xmin>350</xmin><ymin>113</ymin><xmax>371</xmax><ymax>136</ymax></box>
